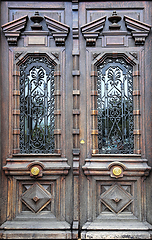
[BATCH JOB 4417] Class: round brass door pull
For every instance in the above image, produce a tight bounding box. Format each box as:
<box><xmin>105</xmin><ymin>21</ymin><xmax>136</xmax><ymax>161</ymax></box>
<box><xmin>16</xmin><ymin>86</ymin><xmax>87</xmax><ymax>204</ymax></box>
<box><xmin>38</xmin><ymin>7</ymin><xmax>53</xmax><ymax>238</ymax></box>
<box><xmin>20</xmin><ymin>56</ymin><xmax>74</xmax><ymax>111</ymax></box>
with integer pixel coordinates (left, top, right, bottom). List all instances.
<box><xmin>112</xmin><ymin>166</ymin><xmax>122</xmax><ymax>176</ymax></box>
<box><xmin>31</xmin><ymin>166</ymin><xmax>40</xmax><ymax>176</ymax></box>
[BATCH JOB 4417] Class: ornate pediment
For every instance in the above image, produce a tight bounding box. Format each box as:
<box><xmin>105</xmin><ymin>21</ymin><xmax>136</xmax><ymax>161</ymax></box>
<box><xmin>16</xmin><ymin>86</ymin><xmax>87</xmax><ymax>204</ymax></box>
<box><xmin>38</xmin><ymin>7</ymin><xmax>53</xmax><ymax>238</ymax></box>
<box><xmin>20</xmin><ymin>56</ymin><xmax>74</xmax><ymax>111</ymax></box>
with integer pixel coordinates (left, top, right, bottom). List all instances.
<box><xmin>1</xmin><ymin>15</ymin><xmax>28</xmax><ymax>45</ymax></box>
<box><xmin>80</xmin><ymin>16</ymin><xmax>106</xmax><ymax>46</ymax></box>
<box><xmin>124</xmin><ymin>15</ymin><xmax>151</xmax><ymax>45</ymax></box>
<box><xmin>81</xmin><ymin>13</ymin><xmax>151</xmax><ymax>46</ymax></box>
<box><xmin>1</xmin><ymin>13</ymin><xmax>70</xmax><ymax>46</ymax></box>
<box><xmin>44</xmin><ymin>15</ymin><xmax>70</xmax><ymax>46</ymax></box>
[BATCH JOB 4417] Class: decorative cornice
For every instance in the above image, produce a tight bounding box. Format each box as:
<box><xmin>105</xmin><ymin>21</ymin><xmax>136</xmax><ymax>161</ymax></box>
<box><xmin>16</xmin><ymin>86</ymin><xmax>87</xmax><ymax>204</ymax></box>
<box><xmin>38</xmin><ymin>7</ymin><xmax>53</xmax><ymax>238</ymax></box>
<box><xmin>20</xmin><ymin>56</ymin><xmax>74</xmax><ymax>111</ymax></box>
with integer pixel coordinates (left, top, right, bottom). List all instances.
<box><xmin>82</xmin><ymin>155</ymin><xmax>151</xmax><ymax>177</ymax></box>
<box><xmin>124</xmin><ymin>15</ymin><xmax>151</xmax><ymax>45</ymax></box>
<box><xmin>3</xmin><ymin>155</ymin><xmax>71</xmax><ymax>176</ymax></box>
<box><xmin>44</xmin><ymin>15</ymin><xmax>70</xmax><ymax>46</ymax></box>
<box><xmin>1</xmin><ymin>14</ymin><xmax>70</xmax><ymax>47</ymax></box>
<box><xmin>1</xmin><ymin>15</ymin><xmax>28</xmax><ymax>45</ymax></box>
<box><xmin>1</xmin><ymin>15</ymin><xmax>28</xmax><ymax>32</ymax></box>
<box><xmin>80</xmin><ymin>16</ymin><xmax>106</xmax><ymax>46</ymax></box>
<box><xmin>124</xmin><ymin>15</ymin><xmax>151</xmax><ymax>32</ymax></box>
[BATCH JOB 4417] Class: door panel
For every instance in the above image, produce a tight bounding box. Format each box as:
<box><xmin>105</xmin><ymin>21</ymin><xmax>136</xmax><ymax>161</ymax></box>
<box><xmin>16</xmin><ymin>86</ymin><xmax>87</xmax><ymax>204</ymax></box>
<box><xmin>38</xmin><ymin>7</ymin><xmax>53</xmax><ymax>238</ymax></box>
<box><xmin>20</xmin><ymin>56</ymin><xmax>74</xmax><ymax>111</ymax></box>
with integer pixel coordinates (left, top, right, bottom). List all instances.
<box><xmin>0</xmin><ymin>1</ymin><xmax>152</xmax><ymax>239</ymax></box>
<box><xmin>0</xmin><ymin>1</ymin><xmax>73</xmax><ymax>239</ymax></box>
<box><xmin>78</xmin><ymin>2</ymin><xmax>152</xmax><ymax>239</ymax></box>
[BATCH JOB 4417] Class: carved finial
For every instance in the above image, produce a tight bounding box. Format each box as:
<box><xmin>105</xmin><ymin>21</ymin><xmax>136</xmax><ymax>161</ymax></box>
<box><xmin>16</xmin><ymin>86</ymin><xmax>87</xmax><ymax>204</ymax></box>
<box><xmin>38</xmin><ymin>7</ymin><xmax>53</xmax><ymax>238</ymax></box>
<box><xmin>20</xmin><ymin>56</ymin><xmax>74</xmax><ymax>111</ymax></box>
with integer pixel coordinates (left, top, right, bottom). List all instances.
<box><xmin>30</xmin><ymin>11</ymin><xmax>43</xmax><ymax>30</ymax></box>
<box><xmin>108</xmin><ymin>11</ymin><xmax>121</xmax><ymax>30</ymax></box>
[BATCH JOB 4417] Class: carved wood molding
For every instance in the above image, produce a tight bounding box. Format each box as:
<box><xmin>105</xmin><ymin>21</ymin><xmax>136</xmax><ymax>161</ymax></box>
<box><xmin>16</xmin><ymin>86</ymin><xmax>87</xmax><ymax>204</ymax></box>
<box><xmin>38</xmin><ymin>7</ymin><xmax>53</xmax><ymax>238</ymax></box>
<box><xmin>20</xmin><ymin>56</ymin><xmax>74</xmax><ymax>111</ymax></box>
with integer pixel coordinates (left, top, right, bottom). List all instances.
<box><xmin>72</xmin><ymin>149</ymin><xmax>80</xmax><ymax>175</ymax></box>
<box><xmin>81</xmin><ymin>14</ymin><xmax>151</xmax><ymax>46</ymax></box>
<box><xmin>44</xmin><ymin>15</ymin><xmax>70</xmax><ymax>46</ymax></box>
<box><xmin>124</xmin><ymin>15</ymin><xmax>151</xmax><ymax>45</ymax></box>
<box><xmin>82</xmin><ymin>155</ymin><xmax>151</xmax><ymax>177</ymax></box>
<box><xmin>92</xmin><ymin>51</ymin><xmax>137</xmax><ymax>67</ymax></box>
<box><xmin>0</xmin><ymin>170</ymin><xmax>70</xmax><ymax>236</ymax></box>
<box><xmin>3</xmin><ymin>155</ymin><xmax>71</xmax><ymax>176</ymax></box>
<box><xmin>21</xmin><ymin>182</ymin><xmax>52</xmax><ymax>213</ymax></box>
<box><xmin>1</xmin><ymin>15</ymin><xmax>28</xmax><ymax>45</ymax></box>
<box><xmin>80</xmin><ymin>16</ymin><xmax>106</xmax><ymax>46</ymax></box>
<box><xmin>100</xmin><ymin>183</ymin><xmax>133</xmax><ymax>214</ymax></box>
<box><xmin>1</xmin><ymin>14</ymin><xmax>70</xmax><ymax>46</ymax></box>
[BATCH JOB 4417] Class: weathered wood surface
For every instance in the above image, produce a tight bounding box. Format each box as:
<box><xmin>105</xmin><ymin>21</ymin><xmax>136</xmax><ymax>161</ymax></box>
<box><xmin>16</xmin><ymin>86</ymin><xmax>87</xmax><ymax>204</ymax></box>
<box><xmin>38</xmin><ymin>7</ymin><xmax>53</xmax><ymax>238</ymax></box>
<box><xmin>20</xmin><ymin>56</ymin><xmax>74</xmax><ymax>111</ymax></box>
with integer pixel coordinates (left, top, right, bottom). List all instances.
<box><xmin>0</xmin><ymin>1</ymin><xmax>152</xmax><ymax>239</ymax></box>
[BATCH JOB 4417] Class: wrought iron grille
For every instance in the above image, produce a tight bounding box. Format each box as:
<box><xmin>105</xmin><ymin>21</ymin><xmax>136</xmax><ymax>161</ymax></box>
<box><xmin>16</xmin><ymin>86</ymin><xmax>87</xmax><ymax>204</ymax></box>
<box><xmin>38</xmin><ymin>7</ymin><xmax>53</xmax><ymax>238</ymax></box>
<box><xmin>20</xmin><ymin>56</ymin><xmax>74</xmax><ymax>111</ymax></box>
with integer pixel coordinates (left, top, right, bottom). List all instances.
<box><xmin>20</xmin><ymin>57</ymin><xmax>55</xmax><ymax>153</ymax></box>
<box><xmin>97</xmin><ymin>58</ymin><xmax>134</xmax><ymax>154</ymax></box>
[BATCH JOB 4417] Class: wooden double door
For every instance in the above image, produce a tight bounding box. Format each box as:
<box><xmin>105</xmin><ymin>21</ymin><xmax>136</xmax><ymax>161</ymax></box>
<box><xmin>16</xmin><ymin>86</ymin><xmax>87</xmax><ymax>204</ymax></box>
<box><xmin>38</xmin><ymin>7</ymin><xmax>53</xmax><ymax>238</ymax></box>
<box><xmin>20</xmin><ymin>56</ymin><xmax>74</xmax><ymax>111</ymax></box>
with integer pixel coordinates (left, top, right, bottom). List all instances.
<box><xmin>0</xmin><ymin>1</ymin><xmax>152</xmax><ymax>239</ymax></box>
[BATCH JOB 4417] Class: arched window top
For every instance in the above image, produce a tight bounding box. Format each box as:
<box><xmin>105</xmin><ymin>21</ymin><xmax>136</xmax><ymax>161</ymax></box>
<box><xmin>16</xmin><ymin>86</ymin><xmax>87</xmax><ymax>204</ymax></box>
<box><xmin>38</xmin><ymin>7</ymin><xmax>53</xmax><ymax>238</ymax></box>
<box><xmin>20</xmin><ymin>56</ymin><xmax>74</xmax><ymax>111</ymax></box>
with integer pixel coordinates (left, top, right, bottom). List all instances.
<box><xmin>93</xmin><ymin>52</ymin><xmax>137</xmax><ymax>67</ymax></box>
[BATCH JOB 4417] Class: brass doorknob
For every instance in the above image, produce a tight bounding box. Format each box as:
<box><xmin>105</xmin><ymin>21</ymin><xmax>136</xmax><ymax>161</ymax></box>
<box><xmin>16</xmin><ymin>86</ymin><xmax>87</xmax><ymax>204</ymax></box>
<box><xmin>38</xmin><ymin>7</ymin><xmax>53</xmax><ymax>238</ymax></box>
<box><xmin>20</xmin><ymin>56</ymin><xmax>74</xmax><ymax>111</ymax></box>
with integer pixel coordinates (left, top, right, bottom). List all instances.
<box><xmin>112</xmin><ymin>166</ymin><xmax>122</xmax><ymax>176</ymax></box>
<box><xmin>31</xmin><ymin>166</ymin><xmax>40</xmax><ymax>176</ymax></box>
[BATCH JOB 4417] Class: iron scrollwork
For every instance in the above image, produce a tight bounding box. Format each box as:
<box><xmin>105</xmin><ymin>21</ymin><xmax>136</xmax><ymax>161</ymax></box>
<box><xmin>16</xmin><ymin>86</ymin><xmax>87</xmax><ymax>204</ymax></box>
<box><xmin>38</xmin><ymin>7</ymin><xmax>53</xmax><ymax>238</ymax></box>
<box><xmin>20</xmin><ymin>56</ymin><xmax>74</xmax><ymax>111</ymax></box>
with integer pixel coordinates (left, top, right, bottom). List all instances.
<box><xmin>97</xmin><ymin>58</ymin><xmax>134</xmax><ymax>154</ymax></box>
<box><xmin>20</xmin><ymin>57</ymin><xmax>55</xmax><ymax>153</ymax></box>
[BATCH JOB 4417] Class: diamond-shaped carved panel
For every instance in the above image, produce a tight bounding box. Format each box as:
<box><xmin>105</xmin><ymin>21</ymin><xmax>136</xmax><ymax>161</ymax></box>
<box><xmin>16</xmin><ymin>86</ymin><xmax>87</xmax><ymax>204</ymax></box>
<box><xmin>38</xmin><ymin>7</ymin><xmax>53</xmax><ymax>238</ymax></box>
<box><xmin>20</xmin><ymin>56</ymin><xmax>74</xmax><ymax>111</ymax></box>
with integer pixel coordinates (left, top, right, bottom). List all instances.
<box><xmin>21</xmin><ymin>182</ymin><xmax>52</xmax><ymax>213</ymax></box>
<box><xmin>100</xmin><ymin>184</ymin><xmax>133</xmax><ymax>214</ymax></box>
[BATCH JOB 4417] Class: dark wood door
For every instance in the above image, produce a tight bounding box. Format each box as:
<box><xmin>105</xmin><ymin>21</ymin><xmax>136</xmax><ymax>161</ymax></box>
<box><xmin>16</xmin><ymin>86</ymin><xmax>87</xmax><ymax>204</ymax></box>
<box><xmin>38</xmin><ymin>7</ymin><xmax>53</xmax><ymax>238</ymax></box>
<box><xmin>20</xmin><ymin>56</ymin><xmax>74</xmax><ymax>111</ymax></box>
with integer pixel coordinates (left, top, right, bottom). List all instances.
<box><xmin>0</xmin><ymin>1</ymin><xmax>152</xmax><ymax>239</ymax></box>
